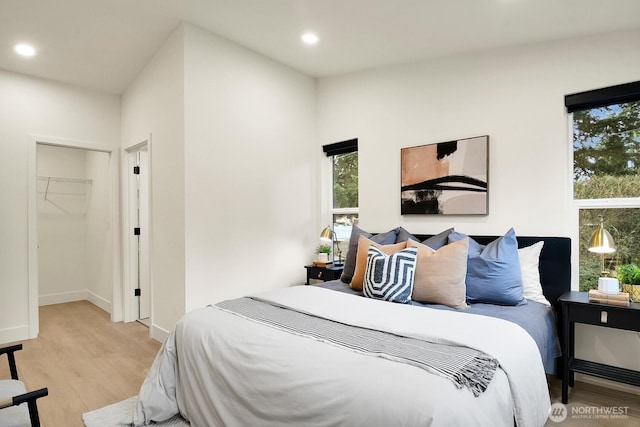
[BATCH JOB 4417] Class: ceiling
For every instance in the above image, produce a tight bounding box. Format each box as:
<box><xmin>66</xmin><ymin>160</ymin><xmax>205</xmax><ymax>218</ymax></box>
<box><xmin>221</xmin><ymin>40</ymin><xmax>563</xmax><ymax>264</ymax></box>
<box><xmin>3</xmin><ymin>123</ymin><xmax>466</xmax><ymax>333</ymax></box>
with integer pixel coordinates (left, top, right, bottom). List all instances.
<box><xmin>2</xmin><ymin>0</ymin><xmax>640</xmax><ymax>94</ymax></box>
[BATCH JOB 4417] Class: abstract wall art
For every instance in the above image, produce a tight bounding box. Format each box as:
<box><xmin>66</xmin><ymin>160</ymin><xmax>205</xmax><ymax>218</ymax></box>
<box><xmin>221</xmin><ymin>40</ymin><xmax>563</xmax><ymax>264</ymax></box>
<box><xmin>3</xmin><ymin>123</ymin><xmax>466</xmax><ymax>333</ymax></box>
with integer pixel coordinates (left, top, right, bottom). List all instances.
<box><xmin>401</xmin><ymin>135</ymin><xmax>489</xmax><ymax>215</ymax></box>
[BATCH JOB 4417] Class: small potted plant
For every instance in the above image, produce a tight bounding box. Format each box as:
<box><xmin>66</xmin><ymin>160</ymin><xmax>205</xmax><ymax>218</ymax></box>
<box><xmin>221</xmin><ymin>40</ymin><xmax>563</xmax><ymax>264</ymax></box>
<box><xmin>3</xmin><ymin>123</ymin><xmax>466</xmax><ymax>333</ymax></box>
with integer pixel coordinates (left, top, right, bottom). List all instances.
<box><xmin>616</xmin><ymin>263</ymin><xmax>640</xmax><ymax>302</ymax></box>
<box><xmin>316</xmin><ymin>244</ymin><xmax>332</xmax><ymax>263</ymax></box>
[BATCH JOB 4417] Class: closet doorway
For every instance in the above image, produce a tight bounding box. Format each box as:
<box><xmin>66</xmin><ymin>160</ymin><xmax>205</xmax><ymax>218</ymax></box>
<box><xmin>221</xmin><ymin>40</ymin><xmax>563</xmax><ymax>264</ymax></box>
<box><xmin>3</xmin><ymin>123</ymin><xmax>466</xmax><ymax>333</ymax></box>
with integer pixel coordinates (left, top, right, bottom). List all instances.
<box><xmin>123</xmin><ymin>140</ymin><xmax>151</xmax><ymax>327</ymax></box>
<box><xmin>28</xmin><ymin>137</ymin><xmax>120</xmax><ymax>339</ymax></box>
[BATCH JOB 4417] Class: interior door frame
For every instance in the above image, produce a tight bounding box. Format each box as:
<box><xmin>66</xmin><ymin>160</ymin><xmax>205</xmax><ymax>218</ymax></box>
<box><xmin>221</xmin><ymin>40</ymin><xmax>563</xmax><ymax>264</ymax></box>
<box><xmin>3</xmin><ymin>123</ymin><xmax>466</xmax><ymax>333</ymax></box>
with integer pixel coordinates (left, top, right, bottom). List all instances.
<box><xmin>27</xmin><ymin>135</ymin><xmax>121</xmax><ymax>338</ymax></box>
<box><xmin>122</xmin><ymin>137</ymin><xmax>152</xmax><ymax>327</ymax></box>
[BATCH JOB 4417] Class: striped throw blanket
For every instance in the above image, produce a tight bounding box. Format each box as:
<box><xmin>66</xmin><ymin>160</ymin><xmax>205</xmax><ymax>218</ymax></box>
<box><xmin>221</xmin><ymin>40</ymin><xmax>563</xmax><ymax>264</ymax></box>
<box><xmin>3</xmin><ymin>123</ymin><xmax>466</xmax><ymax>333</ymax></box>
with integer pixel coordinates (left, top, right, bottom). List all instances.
<box><xmin>216</xmin><ymin>297</ymin><xmax>497</xmax><ymax>396</ymax></box>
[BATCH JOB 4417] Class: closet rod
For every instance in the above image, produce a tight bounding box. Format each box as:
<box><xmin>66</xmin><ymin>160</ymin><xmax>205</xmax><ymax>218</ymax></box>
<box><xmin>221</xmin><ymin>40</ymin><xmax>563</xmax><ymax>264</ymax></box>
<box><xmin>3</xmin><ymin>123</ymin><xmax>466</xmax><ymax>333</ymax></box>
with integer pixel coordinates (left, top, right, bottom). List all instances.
<box><xmin>37</xmin><ymin>176</ymin><xmax>93</xmax><ymax>184</ymax></box>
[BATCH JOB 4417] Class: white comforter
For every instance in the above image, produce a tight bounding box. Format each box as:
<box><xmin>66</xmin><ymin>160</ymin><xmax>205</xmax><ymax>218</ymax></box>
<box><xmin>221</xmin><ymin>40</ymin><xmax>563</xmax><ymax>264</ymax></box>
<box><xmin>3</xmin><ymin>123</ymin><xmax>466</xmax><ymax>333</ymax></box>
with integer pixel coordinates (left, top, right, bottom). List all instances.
<box><xmin>134</xmin><ymin>286</ymin><xmax>550</xmax><ymax>427</ymax></box>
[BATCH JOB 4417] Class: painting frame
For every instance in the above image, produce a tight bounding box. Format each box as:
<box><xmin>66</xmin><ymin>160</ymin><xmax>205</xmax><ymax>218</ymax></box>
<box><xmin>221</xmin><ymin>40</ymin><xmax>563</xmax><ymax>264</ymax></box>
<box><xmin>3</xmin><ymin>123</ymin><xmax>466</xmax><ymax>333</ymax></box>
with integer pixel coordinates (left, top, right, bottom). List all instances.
<box><xmin>401</xmin><ymin>135</ymin><xmax>489</xmax><ymax>215</ymax></box>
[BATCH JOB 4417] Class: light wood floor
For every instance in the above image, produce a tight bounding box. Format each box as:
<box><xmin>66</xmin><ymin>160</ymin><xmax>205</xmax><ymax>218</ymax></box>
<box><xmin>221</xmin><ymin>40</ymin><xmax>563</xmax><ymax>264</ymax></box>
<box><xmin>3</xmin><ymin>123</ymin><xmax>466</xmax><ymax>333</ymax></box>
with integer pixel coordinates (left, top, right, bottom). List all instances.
<box><xmin>0</xmin><ymin>301</ymin><xmax>161</xmax><ymax>427</ymax></box>
<box><xmin>2</xmin><ymin>301</ymin><xmax>639</xmax><ymax>426</ymax></box>
<box><xmin>546</xmin><ymin>377</ymin><xmax>640</xmax><ymax>426</ymax></box>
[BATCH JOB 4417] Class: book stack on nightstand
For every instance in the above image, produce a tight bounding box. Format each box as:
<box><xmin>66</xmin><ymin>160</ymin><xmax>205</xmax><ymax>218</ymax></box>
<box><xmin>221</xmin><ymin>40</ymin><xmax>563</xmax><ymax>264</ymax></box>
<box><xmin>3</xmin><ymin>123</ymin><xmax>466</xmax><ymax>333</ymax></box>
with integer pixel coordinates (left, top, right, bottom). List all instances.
<box><xmin>587</xmin><ymin>289</ymin><xmax>630</xmax><ymax>307</ymax></box>
<box><xmin>312</xmin><ymin>260</ymin><xmax>335</xmax><ymax>268</ymax></box>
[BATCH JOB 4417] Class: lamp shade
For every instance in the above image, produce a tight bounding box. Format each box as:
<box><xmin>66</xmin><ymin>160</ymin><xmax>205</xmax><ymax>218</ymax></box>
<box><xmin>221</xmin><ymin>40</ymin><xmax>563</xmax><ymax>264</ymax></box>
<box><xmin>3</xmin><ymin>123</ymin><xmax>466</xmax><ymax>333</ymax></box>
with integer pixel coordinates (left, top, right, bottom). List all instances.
<box><xmin>588</xmin><ymin>224</ymin><xmax>616</xmax><ymax>254</ymax></box>
<box><xmin>320</xmin><ymin>226</ymin><xmax>333</xmax><ymax>243</ymax></box>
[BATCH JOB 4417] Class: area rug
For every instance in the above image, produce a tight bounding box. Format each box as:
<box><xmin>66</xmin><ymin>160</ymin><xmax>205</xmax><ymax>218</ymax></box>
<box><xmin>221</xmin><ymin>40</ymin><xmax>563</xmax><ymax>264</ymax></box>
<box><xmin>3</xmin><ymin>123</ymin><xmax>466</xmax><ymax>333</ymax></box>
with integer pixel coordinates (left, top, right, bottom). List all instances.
<box><xmin>82</xmin><ymin>396</ymin><xmax>189</xmax><ymax>427</ymax></box>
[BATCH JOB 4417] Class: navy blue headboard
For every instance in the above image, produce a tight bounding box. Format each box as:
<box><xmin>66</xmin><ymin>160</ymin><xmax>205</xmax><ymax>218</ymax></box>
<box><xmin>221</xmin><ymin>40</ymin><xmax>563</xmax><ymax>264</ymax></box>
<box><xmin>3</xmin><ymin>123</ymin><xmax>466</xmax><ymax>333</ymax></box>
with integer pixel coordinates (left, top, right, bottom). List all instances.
<box><xmin>413</xmin><ymin>234</ymin><xmax>572</xmax><ymax>308</ymax></box>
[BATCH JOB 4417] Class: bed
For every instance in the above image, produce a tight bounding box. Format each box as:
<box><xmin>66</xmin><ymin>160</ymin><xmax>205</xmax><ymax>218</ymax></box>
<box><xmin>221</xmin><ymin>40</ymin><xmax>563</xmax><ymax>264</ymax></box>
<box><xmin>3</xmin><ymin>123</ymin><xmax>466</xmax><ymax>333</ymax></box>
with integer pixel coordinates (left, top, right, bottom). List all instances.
<box><xmin>132</xmin><ymin>231</ymin><xmax>570</xmax><ymax>427</ymax></box>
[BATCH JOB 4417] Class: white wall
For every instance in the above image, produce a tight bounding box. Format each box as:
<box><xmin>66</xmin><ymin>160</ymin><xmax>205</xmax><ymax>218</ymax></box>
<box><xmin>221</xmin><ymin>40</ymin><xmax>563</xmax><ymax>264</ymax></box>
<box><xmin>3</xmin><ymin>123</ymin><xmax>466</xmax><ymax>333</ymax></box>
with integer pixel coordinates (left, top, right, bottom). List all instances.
<box><xmin>317</xmin><ymin>29</ymin><xmax>640</xmax><ymax>390</ymax></box>
<box><xmin>182</xmin><ymin>24</ymin><xmax>317</xmax><ymax>310</ymax></box>
<box><xmin>121</xmin><ymin>25</ymin><xmax>186</xmax><ymax>338</ymax></box>
<box><xmin>85</xmin><ymin>150</ymin><xmax>113</xmax><ymax>311</ymax></box>
<box><xmin>0</xmin><ymin>70</ymin><xmax>120</xmax><ymax>344</ymax></box>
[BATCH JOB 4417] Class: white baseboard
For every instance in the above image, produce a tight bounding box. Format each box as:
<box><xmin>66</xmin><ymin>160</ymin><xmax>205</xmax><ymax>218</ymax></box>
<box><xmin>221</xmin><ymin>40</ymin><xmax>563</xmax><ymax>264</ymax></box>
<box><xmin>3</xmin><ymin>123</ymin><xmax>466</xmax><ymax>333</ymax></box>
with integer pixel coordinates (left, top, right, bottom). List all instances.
<box><xmin>0</xmin><ymin>325</ymin><xmax>29</xmax><ymax>345</ymax></box>
<box><xmin>86</xmin><ymin>291</ymin><xmax>112</xmax><ymax>314</ymax></box>
<box><xmin>575</xmin><ymin>373</ymin><xmax>640</xmax><ymax>396</ymax></box>
<box><xmin>39</xmin><ymin>290</ymin><xmax>88</xmax><ymax>306</ymax></box>
<box><xmin>151</xmin><ymin>324</ymin><xmax>169</xmax><ymax>343</ymax></box>
<box><xmin>39</xmin><ymin>290</ymin><xmax>112</xmax><ymax>315</ymax></box>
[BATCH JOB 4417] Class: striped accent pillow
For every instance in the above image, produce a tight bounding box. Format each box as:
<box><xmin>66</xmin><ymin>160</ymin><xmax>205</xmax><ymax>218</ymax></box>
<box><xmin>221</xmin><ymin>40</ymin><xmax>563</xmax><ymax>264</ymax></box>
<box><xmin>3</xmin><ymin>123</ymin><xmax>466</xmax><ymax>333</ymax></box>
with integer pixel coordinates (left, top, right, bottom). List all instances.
<box><xmin>363</xmin><ymin>246</ymin><xmax>418</xmax><ymax>304</ymax></box>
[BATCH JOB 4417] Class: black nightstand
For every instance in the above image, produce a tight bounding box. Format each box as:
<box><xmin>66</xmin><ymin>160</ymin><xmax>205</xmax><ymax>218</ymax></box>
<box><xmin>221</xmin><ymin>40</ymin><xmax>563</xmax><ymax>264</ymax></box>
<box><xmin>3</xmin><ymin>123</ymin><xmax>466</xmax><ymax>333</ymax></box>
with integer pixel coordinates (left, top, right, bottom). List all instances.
<box><xmin>304</xmin><ymin>264</ymin><xmax>344</xmax><ymax>285</ymax></box>
<box><xmin>559</xmin><ymin>291</ymin><xmax>640</xmax><ymax>403</ymax></box>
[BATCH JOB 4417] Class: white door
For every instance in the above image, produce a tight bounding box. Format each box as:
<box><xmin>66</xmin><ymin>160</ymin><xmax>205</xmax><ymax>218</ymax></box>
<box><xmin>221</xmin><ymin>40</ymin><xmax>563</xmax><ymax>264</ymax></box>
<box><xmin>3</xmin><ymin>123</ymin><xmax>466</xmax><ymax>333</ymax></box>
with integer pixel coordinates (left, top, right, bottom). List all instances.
<box><xmin>137</xmin><ymin>150</ymin><xmax>150</xmax><ymax>320</ymax></box>
<box><xmin>128</xmin><ymin>147</ymin><xmax>150</xmax><ymax>322</ymax></box>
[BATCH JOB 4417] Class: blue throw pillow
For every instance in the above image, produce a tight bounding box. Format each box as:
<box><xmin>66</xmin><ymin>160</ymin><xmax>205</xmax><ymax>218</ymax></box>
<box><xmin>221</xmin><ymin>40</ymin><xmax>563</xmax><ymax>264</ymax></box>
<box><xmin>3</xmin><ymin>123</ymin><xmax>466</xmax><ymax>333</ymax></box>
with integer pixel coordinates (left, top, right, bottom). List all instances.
<box><xmin>340</xmin><ymin>225</ymin><xmax>399</xmax><ymax>283</ymax></box>
<box><xmin>363</xmin><ymin>246</ymin><xmax>418</xmax><ymax>304</ymax></box>
<box><xmin>448</xmin><ymin>228</ymin><xmax>526</xmax><ymax>306</ymax></box>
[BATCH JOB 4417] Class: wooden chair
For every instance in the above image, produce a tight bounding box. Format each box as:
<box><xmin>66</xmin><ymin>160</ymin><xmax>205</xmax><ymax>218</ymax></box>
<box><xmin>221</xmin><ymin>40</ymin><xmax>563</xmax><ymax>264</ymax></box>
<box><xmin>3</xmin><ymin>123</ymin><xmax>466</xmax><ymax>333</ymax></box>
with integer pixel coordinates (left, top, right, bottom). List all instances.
<box><xmin>0</xmin><ymin>344</ymin><xmax>48</xmax><ymax>427</ymax></box>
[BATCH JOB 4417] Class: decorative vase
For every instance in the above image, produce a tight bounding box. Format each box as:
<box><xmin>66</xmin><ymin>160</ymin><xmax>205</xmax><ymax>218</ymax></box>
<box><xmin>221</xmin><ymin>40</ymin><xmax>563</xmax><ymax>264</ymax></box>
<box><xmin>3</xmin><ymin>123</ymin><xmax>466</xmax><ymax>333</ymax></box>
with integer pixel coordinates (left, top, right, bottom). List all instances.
<box><xmin>622</xmin><ymin>284</ymin><xmax>640</xmax><ymax>303</ymax></box>
<box><xmin>317</xmin><ymin>253</ymin><xmax>329</xmax><ymax>263</ymax></box>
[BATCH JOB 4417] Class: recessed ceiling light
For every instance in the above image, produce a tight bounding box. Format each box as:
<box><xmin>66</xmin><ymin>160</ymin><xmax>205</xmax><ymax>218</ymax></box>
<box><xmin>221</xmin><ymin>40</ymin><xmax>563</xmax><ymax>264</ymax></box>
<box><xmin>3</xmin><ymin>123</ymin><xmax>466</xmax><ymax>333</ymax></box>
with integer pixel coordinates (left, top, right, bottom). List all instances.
<box><xmin>301</xmin><ymin>32</ymin><xmax>319</xmax><ymax>46</ymax></box>
<box><xmin>14</xmin><ymin>43</ymin><xmax>36</xmax><ymax>57</ymax></box>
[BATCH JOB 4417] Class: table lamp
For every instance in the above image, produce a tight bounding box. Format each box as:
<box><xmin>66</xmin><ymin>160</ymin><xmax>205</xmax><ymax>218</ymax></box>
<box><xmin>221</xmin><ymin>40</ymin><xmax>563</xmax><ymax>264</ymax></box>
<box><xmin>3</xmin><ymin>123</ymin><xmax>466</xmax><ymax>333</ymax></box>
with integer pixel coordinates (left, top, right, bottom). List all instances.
<box><xmin>588</xmin><ymin>217</ymin><xmax>617</xmax><ymax>293</ymax></box>
<box><xmin>320</xmin><ymin>226</ymin><xmax>343</xmax><ymax>265</ymax></box>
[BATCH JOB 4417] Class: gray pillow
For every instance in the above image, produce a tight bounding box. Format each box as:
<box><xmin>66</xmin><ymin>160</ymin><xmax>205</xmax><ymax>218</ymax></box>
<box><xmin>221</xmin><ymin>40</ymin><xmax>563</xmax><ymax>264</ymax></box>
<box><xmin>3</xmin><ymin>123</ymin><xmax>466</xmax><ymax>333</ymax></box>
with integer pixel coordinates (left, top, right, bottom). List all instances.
<box><xmin>340</xmin><ymin>225</ymin><xmax>399</xmax><ymax>283</ymax></box>
<box><xmin>395</xmin><ymin>226</ymin><xmax>417</xmax><ymax>244</ymax></box>
<box><xmin>422</xmin><ymin>228</ymin><xmax>454</xmax><ymax>250</ymax></box>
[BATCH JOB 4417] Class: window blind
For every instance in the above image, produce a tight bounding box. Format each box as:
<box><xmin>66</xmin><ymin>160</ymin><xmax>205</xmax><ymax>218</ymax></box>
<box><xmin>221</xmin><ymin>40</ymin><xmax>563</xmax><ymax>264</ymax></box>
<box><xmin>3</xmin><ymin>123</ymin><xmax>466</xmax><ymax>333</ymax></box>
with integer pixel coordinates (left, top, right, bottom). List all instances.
<box><xmin>322</xmin><ymin>138</ymin><xmax>358</xmax><ymax>157</ymax></box>
<box><xmin>565</xmin><ymin>81</ymin><xmax>640</xmax><ymax>113</ymax></box>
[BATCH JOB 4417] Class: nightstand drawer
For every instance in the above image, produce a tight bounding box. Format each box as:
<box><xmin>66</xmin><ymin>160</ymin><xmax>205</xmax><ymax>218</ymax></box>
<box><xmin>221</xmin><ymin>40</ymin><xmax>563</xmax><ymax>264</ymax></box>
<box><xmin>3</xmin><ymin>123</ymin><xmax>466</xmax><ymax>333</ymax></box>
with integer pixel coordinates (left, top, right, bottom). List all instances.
<box><xmin>311</xmin><ymin>268</ymin><xmax>328</xmax><ymax>280</ymax></box>
<box><xmin>569</xmin><ymin>303</ymin><xmax>640</xmax><ymax>331</ymax></box>
<box><xmin>304</xmin><ymin>265</ymin><xmax>344</xmax><ymax>285</ymax></box>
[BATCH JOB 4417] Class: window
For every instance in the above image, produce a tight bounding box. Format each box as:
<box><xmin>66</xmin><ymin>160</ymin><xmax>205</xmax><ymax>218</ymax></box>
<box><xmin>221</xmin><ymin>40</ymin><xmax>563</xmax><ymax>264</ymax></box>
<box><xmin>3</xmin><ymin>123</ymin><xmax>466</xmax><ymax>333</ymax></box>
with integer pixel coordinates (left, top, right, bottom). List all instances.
<box><xmin>323</xmin><ymin>139</ymin><xmax>358</xmax><ymax>262</ymax></box>
<box><xmin>567</xmin><ymin>82</ymin><xmax>640</xmax><ymax>291</ymax></box>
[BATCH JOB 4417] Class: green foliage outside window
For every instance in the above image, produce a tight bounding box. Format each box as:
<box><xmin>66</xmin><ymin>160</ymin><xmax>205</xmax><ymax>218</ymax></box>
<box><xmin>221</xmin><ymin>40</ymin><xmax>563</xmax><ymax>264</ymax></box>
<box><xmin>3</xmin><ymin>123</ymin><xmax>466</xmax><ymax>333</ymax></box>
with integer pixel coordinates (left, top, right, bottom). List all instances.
<box><xmin>573</xmin><ymin>102</ymin><xmax>640</xmax><ymax>189</ymax></box>
<box><xmin>574</xmin><ymin>100</ymin><xmax>640</xmax><ymax>291</ymax></box>
<box><xmin>331</xmin><ymin>151</ymin><xmax>358</xmax><ymax>262</ymax></box>
<box><xmin>333</xmin><ymin>152</ymin><xmax>358</xmax><ymax>209</ymax></box>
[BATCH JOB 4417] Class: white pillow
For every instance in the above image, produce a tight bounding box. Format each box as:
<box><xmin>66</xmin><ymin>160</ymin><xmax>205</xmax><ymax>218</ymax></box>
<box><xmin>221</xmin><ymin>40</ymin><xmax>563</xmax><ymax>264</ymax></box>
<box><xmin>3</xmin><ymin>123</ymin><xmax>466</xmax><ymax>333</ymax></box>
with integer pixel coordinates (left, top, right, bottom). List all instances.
<box><xmin>518</xmin><ymin>241</ymin><xmax>550</xmax><ymax>306</ymax></box>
